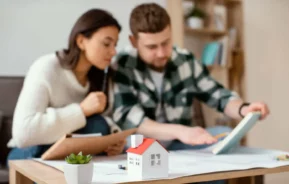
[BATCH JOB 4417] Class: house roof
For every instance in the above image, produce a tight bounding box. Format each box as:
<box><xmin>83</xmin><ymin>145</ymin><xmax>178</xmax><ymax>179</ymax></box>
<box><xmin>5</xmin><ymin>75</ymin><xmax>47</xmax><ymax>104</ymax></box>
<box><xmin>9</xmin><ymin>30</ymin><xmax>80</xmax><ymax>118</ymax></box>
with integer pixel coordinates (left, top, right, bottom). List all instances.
<box><xmin>126</xmin><ymin>138</ymin><xmax>168</xmax><ymax>155</ymax></box>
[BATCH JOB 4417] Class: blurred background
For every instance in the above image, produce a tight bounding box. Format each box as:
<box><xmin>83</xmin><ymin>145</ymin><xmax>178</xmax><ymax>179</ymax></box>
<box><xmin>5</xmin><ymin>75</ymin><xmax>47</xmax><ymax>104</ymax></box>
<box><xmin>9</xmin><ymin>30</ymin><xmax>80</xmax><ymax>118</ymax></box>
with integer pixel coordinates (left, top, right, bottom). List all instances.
<box><xmin>0</xmin><ymin>0</ymin><xmax>289</xmax><ymax>184</ymax></box>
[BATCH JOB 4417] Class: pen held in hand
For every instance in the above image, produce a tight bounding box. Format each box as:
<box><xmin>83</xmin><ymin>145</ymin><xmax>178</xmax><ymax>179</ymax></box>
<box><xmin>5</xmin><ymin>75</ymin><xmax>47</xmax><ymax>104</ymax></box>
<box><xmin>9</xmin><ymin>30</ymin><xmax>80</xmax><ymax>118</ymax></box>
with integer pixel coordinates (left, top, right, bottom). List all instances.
<box><xmin>214</xmin><ymin>132</ymin><xmax>230</xmax><ymax>139</ymax></box>
<box><xmin>102</xmin><ymin>67</ymin><xmax>108</xmax><ymax>92</ymax></box>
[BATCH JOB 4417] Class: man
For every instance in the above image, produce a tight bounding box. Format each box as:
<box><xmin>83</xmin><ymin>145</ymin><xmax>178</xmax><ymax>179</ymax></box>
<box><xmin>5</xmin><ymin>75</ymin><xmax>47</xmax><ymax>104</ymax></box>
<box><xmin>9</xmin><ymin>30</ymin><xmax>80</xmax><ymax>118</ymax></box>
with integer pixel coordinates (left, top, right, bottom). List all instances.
<box><xmin>112</xmin><ymin>3</ymin><xmax>269</xmax><ymax>150</ymax></box>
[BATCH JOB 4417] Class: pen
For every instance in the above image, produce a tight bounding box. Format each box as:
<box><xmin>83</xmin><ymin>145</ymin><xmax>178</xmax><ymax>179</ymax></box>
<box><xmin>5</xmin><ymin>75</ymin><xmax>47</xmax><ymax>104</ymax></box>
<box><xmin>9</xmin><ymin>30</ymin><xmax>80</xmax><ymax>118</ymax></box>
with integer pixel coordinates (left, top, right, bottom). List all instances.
<box><xmin>102</xmin><ymin>67</ymin><xmax>108</xmax><ymax>92</ymax></box>
<box><xmin>214</xmin><ymin>132</ymin><xmax>230</xmax><ymax>139</ymax></box>
<box><xmin>118</xmin><ymin>164</ymin><xmax>127</xmax><ymax>170</ymax></box>
<box><xmin>101</xmin><ymin>67</ymin><xmax>120</xmax><ymax>134</ymax></box>
<box><xmin>276</xmin><ymin>154</ymin><xmax>289</xmax><ymax>161</ymax></box>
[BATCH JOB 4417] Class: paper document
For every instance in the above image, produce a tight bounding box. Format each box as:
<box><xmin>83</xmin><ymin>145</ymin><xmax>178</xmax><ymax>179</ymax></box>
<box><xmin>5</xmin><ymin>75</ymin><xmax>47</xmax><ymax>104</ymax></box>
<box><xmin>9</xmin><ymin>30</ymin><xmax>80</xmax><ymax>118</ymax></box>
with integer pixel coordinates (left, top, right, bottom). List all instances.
<box><xmin>34</xmin><ymin>147</ymin><xmax>289</xmax><ymax>184</ymax></box>
<box><xmin>41</xmin><ymin>128</ymin><xmax>137</xmax><ymax>160</ymax></box>
<box><xmin>71</xmin><ymin>133</ymin><xmax>102</xmax><ymax>138</ymax></box>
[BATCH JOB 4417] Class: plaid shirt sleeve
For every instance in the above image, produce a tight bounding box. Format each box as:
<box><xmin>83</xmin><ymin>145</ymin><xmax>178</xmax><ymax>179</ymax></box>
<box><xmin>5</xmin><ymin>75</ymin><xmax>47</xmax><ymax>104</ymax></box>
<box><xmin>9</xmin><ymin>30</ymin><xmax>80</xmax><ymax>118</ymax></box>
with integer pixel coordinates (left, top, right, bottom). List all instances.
<box><xmin>112</xmin><ymin>56</ymin><xmax>147</xmax><ymax>130</ymax></box>
<box><xmin>191</xmin><ymin>55</ymin><xmax>240</xmax><ymax>112</ymax></box>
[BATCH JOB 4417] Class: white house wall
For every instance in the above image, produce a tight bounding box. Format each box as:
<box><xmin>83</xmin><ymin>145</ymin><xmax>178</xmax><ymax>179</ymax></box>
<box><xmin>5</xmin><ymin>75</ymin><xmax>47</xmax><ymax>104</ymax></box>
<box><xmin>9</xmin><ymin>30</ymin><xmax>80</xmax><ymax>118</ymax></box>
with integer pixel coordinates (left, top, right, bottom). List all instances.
<box><xmin>127</xmin><ymin>153</ymin><xmax>142</xmax><ymax>179</ymax></box>
<box><xmin>142</xmin><ymin>142</ymin><xmax>168</xmax><ymax>179</ymax></box>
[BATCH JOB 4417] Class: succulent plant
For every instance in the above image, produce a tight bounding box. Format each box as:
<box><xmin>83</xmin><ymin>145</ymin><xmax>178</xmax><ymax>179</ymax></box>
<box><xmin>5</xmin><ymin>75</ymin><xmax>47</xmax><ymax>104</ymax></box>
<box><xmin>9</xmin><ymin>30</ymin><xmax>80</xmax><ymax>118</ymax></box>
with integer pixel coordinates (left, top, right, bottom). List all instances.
<box><xmin>65</xmin><ymin>152</ymin><xmax>92</xmax><ymax>164</ymax></box>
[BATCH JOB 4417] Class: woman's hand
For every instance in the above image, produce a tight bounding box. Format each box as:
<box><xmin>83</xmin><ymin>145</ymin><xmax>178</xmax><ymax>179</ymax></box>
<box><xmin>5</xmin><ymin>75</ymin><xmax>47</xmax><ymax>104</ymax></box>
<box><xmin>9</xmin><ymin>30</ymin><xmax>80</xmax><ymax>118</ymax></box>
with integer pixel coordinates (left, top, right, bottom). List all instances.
<box><xmin>105</xmin><ymin>139</ymin><xmax>126</xmax><ymax>156</ymax></box>
<box><xmin>80</xmin><ymin>92</ymin><xmax>107</xmax><ymax>117</ymax></box>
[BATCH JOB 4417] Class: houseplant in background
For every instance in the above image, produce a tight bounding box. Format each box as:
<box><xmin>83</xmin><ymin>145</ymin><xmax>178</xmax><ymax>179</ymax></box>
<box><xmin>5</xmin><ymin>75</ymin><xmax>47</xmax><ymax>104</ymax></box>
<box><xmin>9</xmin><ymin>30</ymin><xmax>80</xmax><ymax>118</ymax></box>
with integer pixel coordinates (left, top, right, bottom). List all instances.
<box><xmin>186</xmin><ymin>7</ymin><xmax>206</xmax><ymax>29</ymax></box>
<box><xmin>64</xmin><ymin>152</ymin><xmax>93</xmax><ymax>184</ymax></box>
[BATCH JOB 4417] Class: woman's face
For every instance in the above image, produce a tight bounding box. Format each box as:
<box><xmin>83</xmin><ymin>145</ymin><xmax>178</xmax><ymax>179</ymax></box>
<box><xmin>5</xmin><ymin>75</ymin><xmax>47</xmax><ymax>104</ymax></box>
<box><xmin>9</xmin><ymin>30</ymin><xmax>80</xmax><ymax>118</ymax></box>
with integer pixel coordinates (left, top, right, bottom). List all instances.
<box><xmin>80</xmin><ymin>26</ymin><xmax>119</xmax><ymax>70</ymax></box>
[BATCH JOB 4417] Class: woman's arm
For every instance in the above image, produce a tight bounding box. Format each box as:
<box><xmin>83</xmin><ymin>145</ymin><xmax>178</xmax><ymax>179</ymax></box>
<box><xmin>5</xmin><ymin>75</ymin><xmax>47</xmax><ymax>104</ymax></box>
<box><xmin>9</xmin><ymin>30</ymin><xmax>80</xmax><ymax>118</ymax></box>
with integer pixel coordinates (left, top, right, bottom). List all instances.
<box><xmin>12</xmin><ymin>80</ymin><xmax>86</xmax><ymax>148</ymax></box>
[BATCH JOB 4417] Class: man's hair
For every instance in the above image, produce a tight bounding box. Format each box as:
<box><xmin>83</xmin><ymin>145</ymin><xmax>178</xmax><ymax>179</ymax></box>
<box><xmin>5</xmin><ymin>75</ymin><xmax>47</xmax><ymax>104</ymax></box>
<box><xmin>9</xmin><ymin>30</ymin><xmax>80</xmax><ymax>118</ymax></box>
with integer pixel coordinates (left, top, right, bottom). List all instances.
<box><xmin>130</xmin><ymin>3</ymin><xmax>171</xmax><ymax>36</ymax></box>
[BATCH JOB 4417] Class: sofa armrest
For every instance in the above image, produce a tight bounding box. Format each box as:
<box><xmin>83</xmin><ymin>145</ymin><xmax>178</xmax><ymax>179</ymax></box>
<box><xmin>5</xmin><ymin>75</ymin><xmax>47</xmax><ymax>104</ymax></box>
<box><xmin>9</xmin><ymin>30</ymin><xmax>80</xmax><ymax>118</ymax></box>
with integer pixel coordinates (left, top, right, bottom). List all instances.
<box><xmin>0</xmin><ymin>111</ymin><xmax>3</xmax><ymax>131</ymax></box>
<box><xmin>0</xmin><ymin>167</ymin><xmax>9</xmax><ymax>183</ymax></box>
<box><xmin>0</xmin><ymin>117</ymin><xmax>12</xmax><ymax>166</ymax></box>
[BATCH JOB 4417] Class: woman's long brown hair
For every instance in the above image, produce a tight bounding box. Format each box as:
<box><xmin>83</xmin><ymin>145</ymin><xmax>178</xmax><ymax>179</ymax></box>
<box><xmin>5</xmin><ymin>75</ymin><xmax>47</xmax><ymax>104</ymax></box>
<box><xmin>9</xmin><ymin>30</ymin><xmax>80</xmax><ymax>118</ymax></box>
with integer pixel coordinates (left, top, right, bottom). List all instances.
<box><xmin>56</xmin><ymin>9</ymin><xmax>121</xmax><ymax>106</ymax></box>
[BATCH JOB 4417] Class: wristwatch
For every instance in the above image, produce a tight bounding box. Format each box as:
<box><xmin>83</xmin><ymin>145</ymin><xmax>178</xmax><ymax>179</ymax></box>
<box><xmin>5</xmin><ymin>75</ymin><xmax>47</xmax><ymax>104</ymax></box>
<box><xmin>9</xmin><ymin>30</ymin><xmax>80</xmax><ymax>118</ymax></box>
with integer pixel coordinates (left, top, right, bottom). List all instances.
<box><xmin>238</xmin><ymin>102</ymin><xmax>250</xmax><ymax>118</ymax></box>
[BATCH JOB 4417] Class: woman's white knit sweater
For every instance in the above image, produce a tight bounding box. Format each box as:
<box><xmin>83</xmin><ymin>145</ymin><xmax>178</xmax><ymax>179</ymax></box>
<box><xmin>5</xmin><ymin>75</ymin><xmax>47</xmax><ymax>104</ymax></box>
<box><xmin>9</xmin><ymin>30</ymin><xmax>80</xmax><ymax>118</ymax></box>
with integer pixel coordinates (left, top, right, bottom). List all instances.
<box><xmin>8</xmin><ymin>53</ymin><xmax>118</xmax><ymax>148</ymax></box>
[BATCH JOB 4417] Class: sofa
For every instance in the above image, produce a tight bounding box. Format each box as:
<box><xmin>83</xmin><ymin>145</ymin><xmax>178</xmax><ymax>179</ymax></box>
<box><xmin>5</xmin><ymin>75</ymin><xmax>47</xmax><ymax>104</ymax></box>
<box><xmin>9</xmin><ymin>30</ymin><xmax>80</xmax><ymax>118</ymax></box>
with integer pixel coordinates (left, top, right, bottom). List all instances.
<box><xmin>0</xmin><ymin>76</ymin><xmax>24</xmax><ymax>184</ymax></box>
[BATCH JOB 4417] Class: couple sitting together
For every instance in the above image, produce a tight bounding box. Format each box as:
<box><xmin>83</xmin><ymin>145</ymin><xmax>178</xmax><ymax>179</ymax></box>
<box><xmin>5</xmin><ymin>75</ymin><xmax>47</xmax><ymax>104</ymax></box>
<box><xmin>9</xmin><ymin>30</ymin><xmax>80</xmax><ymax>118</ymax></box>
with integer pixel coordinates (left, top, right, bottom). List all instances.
<box><xmin>7</xmin><ymin>3</ymin><xmax>269</xmax><ymax>183</ymax></box>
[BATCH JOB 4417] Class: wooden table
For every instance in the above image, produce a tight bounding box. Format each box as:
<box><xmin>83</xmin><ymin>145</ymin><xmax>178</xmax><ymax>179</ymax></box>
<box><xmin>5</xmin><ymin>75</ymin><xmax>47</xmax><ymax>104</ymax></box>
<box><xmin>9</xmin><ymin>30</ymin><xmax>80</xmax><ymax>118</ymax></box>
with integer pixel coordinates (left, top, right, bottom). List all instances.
<box><xmin>9</xmin><ymin>160</ymin><xmax>289</xmax><ymax>184</ymax></box>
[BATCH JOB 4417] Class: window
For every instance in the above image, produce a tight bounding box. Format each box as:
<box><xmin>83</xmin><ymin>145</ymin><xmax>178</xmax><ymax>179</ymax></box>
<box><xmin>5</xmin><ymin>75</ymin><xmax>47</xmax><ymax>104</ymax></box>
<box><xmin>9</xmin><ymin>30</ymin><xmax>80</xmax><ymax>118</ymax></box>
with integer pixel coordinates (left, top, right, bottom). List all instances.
<box><xmin>129</xmin><ymin>157</ymin><xmax>141</xmax><ymax>166</ymax></box>
<box><xmin>150</xmin><ymin>153</ymin><xmax>161</xmax><ymax>167</ymax></box>
<box><xmin>129</xmin><ymin>157</ymin><xmax>134</xmax><ymax>165</ymax></box>
<box><xmin>151</xmin><ymin>160</ymin><xmax>155</xmax><ymax>166</ymax></box>
<box><xmin>156</xmin><ymin>154</ymin><xmax>161</xmax><ymax>159</ymax></box>
<box><xmin>156</xmin><ymin>154</ymin><xmax>161</xmax><ymax>166</ymax></box>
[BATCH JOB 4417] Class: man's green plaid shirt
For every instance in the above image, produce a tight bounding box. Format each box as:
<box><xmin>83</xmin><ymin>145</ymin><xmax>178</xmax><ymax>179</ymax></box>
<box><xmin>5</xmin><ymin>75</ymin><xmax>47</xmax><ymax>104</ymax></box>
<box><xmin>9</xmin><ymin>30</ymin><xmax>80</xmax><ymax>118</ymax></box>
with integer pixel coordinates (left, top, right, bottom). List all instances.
<box><xmin>112</xmin><ymin>46</ymin><xmax>239</xmax><ymax>130</ymax></box>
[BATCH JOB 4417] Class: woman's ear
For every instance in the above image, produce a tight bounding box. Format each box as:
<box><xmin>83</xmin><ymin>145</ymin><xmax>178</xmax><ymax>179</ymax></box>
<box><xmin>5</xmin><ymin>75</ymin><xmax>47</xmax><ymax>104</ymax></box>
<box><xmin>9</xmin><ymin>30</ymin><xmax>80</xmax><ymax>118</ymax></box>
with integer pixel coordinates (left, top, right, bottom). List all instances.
<box><xmin>76</xmin><ymin>34</ymin><xmax>85</xmax><ymax>51</ymax></box>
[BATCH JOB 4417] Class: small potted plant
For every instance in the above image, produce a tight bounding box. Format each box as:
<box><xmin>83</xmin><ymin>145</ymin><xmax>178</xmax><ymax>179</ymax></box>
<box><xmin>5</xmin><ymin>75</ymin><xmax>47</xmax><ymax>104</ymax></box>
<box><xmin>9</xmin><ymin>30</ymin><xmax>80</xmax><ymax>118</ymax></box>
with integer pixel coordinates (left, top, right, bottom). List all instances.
<box><xmin>186</xmin><ymin>7</ymin><xmax>206</xmax><ymax>29</ymax></box>
<box><xmin>64</xmin><ymin>152</ymin><xmax>93</xmax><ymax>184</ymax></box>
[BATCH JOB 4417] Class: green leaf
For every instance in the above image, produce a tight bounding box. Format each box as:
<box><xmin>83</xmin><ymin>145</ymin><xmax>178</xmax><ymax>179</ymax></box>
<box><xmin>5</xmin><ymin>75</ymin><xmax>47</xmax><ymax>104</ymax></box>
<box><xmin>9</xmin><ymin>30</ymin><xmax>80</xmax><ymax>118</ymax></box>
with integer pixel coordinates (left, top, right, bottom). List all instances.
<box><xmin>65</xmin><ymin>157</ymin><xmax>71</xmax><ymax>164</ymax></box>
<box><xmin>67</xmin><ymin>154</ymin><xmax>76</xmax><ymax>163</ymax></box>
<box><xmin>70</xmin><ymin>159</ymin><xmax>77</xmax><ymax>164</ymax></box>
<box><xmin>65</xmin><ymin>151</ymin><xmax>92</xmax><ymax>164</ymax></box>
<box><xmin>79</xmin><ymin>160</ymin><xmax>85</xmax><ymax>164</ymax></box>
<box><xmin>76</xmin><ymin>155</ymin><xmax>83</xmax><ymax>161</ymax></box>
<box><xmin>70</xmin><ymin>153</ymin><xmax>76</xmax><ymax>159</ymax></box>
<box><xmin>85</xmin><ymin>156</ymin><xmax>91</xmax><ymax>164</ymax></box>
<box><xmin>88</xmin><ymin>155</ymin><xmax>92</xmax><ymax>161</ymax></box>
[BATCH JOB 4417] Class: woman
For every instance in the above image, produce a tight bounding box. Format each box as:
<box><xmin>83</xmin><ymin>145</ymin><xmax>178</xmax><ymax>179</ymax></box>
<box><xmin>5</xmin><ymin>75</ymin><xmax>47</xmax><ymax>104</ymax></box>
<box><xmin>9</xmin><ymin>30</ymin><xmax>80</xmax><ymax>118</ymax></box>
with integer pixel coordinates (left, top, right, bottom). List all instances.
<box><xmin>7</xmin><ymin>9</ymin><xmax>125</xmax><ymax>160</ymax></box>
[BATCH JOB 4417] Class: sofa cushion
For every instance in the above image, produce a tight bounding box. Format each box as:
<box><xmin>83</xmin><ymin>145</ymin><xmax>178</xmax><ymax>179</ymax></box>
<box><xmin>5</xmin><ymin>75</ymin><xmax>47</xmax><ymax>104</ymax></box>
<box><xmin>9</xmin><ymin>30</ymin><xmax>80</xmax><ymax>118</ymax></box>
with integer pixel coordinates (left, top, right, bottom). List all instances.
<box><xmin>0</xmin><ymin>77</ymin><xmax>24</xmax><ymax>117</ymax></box>
<box><xmin>0</xmin><ymin>167</ymin><xmax>8</xmax><ymax>183</ymax></box>
<box><xmin>0</xmin><ymin>117</ymin><xmax>12</xmax><ymax>166</ymax></box>
<box><xmin>0</xmin><ymin>77</ymin><xmax>24</xmax><ymax>166</ymax></box>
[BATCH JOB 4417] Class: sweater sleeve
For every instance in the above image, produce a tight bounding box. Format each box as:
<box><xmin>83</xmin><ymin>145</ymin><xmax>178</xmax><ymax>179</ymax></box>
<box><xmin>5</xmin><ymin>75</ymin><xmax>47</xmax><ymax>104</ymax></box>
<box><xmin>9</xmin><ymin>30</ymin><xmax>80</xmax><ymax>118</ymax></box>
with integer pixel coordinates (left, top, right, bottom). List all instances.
<box><xmin>11</xmin><ymin>79</ymin><xmax>86</xmax><ymax>148</ymax></box>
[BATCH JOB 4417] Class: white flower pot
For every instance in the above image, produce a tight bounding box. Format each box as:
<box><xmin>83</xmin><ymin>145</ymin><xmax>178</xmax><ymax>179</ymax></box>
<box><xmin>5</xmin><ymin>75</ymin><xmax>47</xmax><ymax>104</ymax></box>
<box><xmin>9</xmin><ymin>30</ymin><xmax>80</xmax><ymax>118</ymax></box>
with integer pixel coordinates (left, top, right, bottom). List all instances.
<box><xmin>64</xmin><ymin>162</ymin><xmax>93</xmax><ymax>184</ymax></box>
<box><xmin>187</xmin><ymin>17</ymin><xmax>204</xmax><ymax>29</ymax></box>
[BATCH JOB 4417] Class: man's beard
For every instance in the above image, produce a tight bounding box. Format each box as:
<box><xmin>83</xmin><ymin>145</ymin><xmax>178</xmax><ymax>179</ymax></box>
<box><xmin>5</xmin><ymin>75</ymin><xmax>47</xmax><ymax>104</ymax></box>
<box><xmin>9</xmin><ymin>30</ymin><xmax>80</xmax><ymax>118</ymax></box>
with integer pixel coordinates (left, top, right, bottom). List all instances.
<box><xmin>147</xmin><ymin>58</ymin><xmax>169</xmax><ymax>72</ymax></box>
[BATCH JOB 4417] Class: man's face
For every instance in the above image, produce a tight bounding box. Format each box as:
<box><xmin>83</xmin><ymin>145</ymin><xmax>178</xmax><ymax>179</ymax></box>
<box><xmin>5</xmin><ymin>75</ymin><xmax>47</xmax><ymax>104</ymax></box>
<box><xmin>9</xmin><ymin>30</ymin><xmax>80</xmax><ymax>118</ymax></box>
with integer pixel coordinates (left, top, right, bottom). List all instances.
<box><xmin>130</xmin><ymin>25</ymin><xmax>173</xmax><ymax>71</ymax></box>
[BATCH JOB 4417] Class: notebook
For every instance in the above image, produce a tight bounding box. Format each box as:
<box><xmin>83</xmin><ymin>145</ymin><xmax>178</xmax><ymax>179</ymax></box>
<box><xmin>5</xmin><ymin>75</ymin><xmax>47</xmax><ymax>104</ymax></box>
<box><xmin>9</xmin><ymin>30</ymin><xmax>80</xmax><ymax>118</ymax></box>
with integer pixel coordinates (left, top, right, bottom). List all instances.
<box><xmin>41</xmin><ymin>128</ymin><xmax>137</xmax><ymax>160</ymax></box>
<box><xmin>213</xmin><ymin>112</ymin><xmax>261</xmax><ymax>155</ymax></box>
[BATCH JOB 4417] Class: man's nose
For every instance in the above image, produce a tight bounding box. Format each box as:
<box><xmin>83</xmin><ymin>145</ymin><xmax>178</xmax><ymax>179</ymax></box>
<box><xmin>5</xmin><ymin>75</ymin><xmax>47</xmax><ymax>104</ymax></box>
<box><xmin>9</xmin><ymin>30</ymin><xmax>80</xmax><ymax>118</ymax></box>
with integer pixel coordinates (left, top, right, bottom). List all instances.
<box><xmin>156</xmin><ymin>48</ymin><xmax>166</xmax><ymax>58</ymax></box>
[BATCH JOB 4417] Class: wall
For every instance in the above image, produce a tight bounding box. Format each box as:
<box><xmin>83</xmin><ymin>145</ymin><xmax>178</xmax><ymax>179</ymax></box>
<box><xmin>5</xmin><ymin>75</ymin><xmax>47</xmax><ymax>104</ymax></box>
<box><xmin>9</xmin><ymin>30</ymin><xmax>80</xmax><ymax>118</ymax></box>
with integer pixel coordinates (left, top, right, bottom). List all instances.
<box><xmin>244</xmin><ymin>0</ymin><xmax>289</xmax><ymax>183</ymax></box>
<box><xmin>0</xmin><ymin>0</ymin><xmax>166</xmax><ymax>76</ymax></box>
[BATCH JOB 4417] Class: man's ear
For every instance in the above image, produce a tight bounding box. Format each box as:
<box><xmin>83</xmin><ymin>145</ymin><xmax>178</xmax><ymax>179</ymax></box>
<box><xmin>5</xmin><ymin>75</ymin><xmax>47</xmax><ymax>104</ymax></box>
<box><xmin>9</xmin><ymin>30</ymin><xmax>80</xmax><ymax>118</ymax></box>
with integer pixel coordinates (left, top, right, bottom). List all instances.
<box><xmin>129</xmin><ymin>35</ymin><xmax>137</xmax><ymax>48</ymax></box>
<box><xmin>76</xmin><ymin>34</ymin><xmax>85</xmax><ymax>51</ymax></box>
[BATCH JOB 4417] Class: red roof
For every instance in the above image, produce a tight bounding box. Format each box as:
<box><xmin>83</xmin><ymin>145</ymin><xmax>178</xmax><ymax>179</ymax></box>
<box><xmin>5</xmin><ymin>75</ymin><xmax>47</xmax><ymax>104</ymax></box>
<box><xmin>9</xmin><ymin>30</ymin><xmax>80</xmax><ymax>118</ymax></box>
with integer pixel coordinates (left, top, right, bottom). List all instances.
<box><xmin>126</xmin><ymin>138</ymin><xmax>168</xmax><ymax>155</ymax></box>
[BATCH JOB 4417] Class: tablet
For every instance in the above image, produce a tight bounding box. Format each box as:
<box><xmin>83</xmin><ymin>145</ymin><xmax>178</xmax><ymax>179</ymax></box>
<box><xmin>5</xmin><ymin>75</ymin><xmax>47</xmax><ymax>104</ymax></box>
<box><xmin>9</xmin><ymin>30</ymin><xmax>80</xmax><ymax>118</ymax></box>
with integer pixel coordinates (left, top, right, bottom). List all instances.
<box><xmin>213</xmin><ymin>112</ymin><xmax>261</xmax><ymax>155</ymax></box>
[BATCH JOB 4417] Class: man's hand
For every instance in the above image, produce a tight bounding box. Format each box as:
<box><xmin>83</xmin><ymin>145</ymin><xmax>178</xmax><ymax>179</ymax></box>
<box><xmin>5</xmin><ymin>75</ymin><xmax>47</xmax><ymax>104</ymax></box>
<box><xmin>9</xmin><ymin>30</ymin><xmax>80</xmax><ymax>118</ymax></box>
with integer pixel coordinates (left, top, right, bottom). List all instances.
<box><xmin>176</xmin><ymin>126</ymin><xmax>217</xmax><ymax>145</ymax></box>
<box><xmin>105</xmin><ymin>139</ymin><xmax>126</xmax><ymax>156</ymax></box>
<box><xmin>241</xmin><ymin>102</ymin><xmax>270</xmax><ymax>120</ymax></box>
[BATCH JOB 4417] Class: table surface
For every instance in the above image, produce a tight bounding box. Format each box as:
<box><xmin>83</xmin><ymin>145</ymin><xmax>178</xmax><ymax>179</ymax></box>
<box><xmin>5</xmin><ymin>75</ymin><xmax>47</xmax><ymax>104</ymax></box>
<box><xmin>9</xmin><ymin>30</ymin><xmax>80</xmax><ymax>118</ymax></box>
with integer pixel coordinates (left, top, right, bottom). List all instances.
<box><xmin>9</xmin><ymin>160</ymin><xmax>289</xmax><ymax>184</ymax></box>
